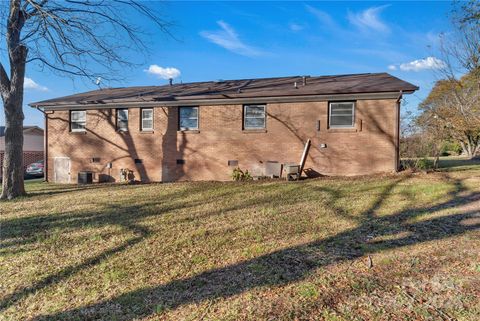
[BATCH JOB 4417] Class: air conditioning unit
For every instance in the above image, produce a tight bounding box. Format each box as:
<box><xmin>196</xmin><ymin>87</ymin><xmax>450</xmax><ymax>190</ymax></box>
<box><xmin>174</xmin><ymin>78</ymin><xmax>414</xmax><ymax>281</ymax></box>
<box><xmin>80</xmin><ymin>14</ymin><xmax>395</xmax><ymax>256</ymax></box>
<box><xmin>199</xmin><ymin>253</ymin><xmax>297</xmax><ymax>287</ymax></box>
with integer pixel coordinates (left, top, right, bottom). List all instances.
<box><xmin>78</xmin><ymin>171</ymin><xmax>93</xmax><ymax>184</ymax></box>
<box><xmin>283</xmin><ymin>164</ymin><xmax>300</xmax><ymax>181</ymax></box>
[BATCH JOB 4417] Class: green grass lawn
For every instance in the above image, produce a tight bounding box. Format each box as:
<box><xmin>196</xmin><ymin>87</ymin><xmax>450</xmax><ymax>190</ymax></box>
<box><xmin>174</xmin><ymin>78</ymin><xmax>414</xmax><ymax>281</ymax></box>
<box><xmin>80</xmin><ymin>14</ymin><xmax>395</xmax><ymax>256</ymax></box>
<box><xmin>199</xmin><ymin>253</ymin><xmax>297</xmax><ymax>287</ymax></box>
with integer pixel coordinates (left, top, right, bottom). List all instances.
<box><xmin>437</xmin><ymin>156</ymin><xmax>480</xmax><ymax>171</ymax></box>
<box><xmin>1</xmin><ymin>169</ymin><xmax>480</xmax><ymax>320</ymax></box>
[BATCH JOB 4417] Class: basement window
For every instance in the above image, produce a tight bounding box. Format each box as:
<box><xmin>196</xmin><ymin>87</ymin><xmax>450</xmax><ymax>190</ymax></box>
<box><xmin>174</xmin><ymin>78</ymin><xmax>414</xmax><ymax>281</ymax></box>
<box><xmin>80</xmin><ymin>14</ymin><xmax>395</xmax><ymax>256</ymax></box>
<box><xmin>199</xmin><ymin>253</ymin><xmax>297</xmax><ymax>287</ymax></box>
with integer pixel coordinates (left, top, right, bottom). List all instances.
<box><xmin>141</xmin><ymin>108</ymin><xmax>153</xmax><ymax>131</ymax></box>
<box><xmin>179</xmin><ymin>107</ymin><xmax>198</xmax><ymax>130</ymax></box>
<box><xmin>328</xmin><ymin>102</ymin><xmax>355</xmax><ymax>128</ymax></box>
<box><xmin>116</xmin><ymin>108</ymin><xmax>129</xmax><ymax>132</ymax></box>
<box><xmin>243</xmin><ymin>105</ymin><xmax>266</xmax><ymax>129</ymax></box>
<box><xmin>70</xmin><ymin>110</ymin><xmax>86</xmax><ymax>132</ymax></box>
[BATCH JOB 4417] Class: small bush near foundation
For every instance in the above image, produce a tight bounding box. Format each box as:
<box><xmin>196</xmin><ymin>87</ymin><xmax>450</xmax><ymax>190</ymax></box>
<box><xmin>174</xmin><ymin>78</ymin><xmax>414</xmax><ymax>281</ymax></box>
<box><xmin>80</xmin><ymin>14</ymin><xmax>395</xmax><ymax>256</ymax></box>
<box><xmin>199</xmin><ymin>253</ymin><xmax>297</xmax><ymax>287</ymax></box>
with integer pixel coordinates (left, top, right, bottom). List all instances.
<box><xmin>401</xmin><ymin>158</ymin><xmax>434</xmax><ymax>171</ymax></box>
<box><xmin>416</xmin><ymin>158</ymin><xmax>434</xmax><ymax>170</ymax></box>
<box><xmin>231</xmin><ymin>167</ymin><xmax>253</xmax><ymax>181</ymax></box>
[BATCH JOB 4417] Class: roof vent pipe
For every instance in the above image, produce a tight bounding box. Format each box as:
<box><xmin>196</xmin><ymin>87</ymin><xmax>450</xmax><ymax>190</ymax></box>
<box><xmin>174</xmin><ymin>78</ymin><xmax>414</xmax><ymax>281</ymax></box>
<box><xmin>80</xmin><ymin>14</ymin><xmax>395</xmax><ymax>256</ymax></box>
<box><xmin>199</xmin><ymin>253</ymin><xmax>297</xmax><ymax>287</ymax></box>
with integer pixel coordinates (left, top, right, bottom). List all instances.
<box><xmin>294</xmin><ymin>81</ymin><xmax>298</xmax><ymax>89</ymax></box>
<box><xmin>302</xmin><ymin>76</ymin><xmax>307</xmax><ymax>86</ymax></box>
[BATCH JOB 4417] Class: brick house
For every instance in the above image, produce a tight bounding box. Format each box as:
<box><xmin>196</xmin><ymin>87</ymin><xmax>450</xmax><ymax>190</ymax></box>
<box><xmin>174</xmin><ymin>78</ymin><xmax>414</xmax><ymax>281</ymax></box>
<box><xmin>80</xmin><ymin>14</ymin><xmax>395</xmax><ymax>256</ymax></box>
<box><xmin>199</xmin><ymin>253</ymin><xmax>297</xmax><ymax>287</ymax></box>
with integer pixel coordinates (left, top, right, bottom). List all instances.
<box><xmin>30</xmin><ymin>73</ymin><xmax>418</xmax><ymax>183</ymax></box>
<box><xmin>0</xmin><ymin>126</ymin><xmax>44</xmax><ymax>178</ymax></box>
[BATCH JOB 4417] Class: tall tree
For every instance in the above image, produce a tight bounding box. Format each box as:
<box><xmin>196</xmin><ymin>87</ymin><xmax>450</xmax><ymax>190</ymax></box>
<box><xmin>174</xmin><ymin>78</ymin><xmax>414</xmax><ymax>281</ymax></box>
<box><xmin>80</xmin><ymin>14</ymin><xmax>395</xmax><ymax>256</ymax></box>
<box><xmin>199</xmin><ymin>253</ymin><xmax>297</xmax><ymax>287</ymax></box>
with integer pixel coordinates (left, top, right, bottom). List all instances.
<box><xmin>418</xmin><ymin>73</ymin><xmax>480</xmax><ymax>159</ymax></box>
<box><xmin>0</xmin><ymin>0</ymin><xmax>171</xmax><ymax>199</ymax></box>
<box><xmin>412</xmin><ymin>2</ymin><xmax>480</xmax><ymax>160</ymax></box>
<box><xmin>442</xmin><ymin>1</ymin><xmax>480</xmax><ymax>79</ymax></box>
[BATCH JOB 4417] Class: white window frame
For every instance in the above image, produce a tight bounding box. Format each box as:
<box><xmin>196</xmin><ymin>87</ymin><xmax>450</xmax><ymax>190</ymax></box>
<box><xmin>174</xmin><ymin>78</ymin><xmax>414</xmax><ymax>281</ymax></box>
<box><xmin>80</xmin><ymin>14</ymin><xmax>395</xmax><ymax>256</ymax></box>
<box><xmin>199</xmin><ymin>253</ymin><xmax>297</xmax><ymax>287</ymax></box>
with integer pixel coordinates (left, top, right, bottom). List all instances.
<box><xmin>141</xmin><ymin>108</ymin><xmax>154</xmax><ymax>131</ymax></box>
<box><xmin>117</xmin><ymin>108</ymin><xmax>129</xmax><ymax>132</ymax></box>
<box><xmin>179</xmin><ymin>106</ymin><xmax>199</xmax><ymax>130</ymax></box>
<box><xmin>70</xmin><ymin>110</ymin><xmax>86</xmax><ymax>132</ymax></box>
<box><xmin>328</xmin><ymin>102</ymin><xmax>355</xmax><ymax>128</ymax></box>
<box><xmin>243</xmin><ymin>104</ymin><xmax>266</xmax><ymax>130</ymax></box>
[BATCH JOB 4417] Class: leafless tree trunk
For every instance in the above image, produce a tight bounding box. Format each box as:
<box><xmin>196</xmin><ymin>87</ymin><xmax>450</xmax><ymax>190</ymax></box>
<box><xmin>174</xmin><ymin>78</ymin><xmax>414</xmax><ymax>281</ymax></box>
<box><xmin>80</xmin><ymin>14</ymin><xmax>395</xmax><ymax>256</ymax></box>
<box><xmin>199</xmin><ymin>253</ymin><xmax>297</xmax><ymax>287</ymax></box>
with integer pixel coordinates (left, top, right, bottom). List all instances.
<box><xmin>0</xmin><ymin>0</ymin><xmax>27</xmax><ymax>199</ymax></box>
<box><xmin>0</xmin><ymin>0</ymin><xmax>171</xmax><ymax>200</ymax></box>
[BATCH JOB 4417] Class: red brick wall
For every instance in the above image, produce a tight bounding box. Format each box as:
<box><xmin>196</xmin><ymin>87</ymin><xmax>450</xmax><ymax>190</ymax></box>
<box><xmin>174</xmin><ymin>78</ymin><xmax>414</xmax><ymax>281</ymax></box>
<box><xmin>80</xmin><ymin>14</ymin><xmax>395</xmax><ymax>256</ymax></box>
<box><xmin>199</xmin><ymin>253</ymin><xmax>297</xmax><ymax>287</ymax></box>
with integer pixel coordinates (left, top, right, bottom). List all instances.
<box><xmin>0</xmin><ymin>151</ymin><xmax>44</xmax><ymax>177</ymax></box>
<box><xmin>46</xmin><ymin>99</ymin><xmax>398</xmax><ymax>183</ymax></box>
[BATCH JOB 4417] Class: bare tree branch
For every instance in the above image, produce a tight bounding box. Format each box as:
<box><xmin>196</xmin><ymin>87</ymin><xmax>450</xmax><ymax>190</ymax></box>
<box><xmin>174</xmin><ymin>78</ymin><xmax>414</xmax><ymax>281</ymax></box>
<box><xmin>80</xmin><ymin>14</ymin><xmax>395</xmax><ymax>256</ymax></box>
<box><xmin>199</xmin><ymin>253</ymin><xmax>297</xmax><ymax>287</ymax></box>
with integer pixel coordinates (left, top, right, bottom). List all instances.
<box><xmin>0</xmin><ymin>0</ymin><xmax>173</xmax><ymax>199</ymax></box>
<box><xmin>0</xmin><ymin>62</ymin><xmax>10</xmax><ymax>99</ymax></box>
<box><xmin>4</xmin><ymin>0</ymin><xmax>174</xmax><ymax>83</ymax></box>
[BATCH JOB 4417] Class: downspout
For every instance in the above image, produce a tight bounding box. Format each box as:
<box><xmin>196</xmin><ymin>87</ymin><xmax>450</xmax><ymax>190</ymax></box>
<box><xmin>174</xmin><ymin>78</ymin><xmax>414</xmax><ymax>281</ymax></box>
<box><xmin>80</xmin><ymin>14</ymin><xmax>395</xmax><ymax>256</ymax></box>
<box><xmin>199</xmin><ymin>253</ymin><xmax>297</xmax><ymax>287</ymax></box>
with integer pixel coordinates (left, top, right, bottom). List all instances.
<box><xmin>395</xmin><ymin>91</ymin><xmax>403</xmax><ymax>172</ymax></box>
<box><xmin>35</xmin><ymin>105</ymin><xmax>48</xmax><ymax>182</ymax></box>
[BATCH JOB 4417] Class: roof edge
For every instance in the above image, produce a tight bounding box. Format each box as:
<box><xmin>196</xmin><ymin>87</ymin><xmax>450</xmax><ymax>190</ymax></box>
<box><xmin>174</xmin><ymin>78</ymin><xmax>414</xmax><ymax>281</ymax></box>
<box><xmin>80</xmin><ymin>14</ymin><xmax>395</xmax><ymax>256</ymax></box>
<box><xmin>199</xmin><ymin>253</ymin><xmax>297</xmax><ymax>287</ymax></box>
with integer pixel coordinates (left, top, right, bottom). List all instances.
<box><xmin>34</xmin><ymin>91</ymin><xmax>414</xmax><ymax>110</ymax></box>
<box><xmin>29</xmin><ymin>72</ymin><xmax>419</xmax><ymax>108</ymax></box>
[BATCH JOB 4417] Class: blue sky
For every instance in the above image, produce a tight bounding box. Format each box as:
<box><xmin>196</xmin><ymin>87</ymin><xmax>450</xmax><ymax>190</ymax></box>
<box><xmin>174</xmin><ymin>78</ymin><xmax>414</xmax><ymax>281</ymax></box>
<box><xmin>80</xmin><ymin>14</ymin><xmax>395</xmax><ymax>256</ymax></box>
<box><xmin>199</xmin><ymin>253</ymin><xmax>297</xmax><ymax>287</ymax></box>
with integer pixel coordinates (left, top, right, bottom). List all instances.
<box><xmin>2</xmin><ymin>1</ymin><xmax>454</xmax><ymax>127</ymax></box>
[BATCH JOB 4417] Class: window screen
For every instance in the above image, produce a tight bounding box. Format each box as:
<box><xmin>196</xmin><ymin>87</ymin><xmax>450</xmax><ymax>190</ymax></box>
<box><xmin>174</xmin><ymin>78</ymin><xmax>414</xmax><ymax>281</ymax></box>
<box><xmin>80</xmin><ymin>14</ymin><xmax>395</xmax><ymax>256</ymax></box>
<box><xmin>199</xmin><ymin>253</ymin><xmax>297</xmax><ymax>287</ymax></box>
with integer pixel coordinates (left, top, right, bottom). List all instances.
<box><xmin>244</xmin><ymin>105</ymin><xmax>266</xmax><ymax>129</ymax></box>
<box><xmin>179</xmin><ymin>107</ymin><xmax>198</xmax><ymax>130</ymax></box>
<box><xmin>141</xmin><ymin>109</ymin><xmax>153</xmax><ymax>131</ymax></box>
<box><xmin>70</xmin><ymin>110</ymin><xmax>86</xmax><ymax>132</ymax></box>
<box><xmin>117</xmin><ymin>108</ymin><xmax>129</xmax><ymax>131</ymax></box>
<box><xmin>329</xmin><ymin>102</ymin><xmax>355</xmax><ymax>128</ymax></box>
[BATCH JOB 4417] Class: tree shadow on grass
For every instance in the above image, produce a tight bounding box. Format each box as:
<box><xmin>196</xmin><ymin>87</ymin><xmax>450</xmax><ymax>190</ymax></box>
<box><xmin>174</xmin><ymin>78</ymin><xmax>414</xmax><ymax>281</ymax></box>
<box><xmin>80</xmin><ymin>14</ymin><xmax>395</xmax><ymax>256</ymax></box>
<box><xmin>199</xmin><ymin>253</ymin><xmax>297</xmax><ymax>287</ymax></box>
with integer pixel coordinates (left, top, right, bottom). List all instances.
<box><xmin>24</xmin><ymin>183</ymin><xmax>116</xmax><ymax>198</ymax></box>
<box><xmin>437</xmin><ymin>157</ymin><xmax>480</xmax><ymax>170</ymax></box>
<box><xmin>1</xmin><ymin>182</ymin><xmax>303</xmax><ymax>309</ymax></box>
<box><xmin>2</xmin><ymin>175</ymin><xmax>480</xmax><ymax>320</ymax></box>
<box><xmin>1</xmin><ymin>180</ymin><xmax>323</xmax><ymax>253</ymax></box>
<box><xmin>0</xmin><ymin>183</ymin><xmax>230</xmax><ymax>251</ymax></box>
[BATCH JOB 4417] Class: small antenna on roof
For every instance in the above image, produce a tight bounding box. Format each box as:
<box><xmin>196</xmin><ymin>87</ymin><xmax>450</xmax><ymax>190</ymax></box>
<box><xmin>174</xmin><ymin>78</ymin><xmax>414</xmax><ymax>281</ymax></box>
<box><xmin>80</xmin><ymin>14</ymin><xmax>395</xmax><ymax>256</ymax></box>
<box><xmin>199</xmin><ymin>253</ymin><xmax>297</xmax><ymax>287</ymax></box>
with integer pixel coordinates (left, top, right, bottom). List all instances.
<box><xmin>95</xmin><ymin>77</ymin><xmax>102</xmax><ymax>89</ymax></box>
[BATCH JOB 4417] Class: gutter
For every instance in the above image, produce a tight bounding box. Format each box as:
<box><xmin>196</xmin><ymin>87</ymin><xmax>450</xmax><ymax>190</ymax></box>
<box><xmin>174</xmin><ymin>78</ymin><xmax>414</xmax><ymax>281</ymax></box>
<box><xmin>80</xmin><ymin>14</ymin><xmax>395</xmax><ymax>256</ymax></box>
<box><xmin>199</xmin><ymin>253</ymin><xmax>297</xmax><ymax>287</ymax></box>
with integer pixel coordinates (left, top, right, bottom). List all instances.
<box><xmin>29</xmin><ymin>91</ymin><xmax>416</xmax><ymax>110</ymax></box>
<box><xmin>34</xmin><ymin>106</ymin><xmax>48</xmax><ymax>182</ymax></box>
<box><xmin>395</xmin><ymin>91</ymin><xmax>403</xmax><ymax>172</ymax></box>
<box><xmin>396</xmin><ymin>91</ymin><xmax>403</xmax><ymax>103</ymax></box>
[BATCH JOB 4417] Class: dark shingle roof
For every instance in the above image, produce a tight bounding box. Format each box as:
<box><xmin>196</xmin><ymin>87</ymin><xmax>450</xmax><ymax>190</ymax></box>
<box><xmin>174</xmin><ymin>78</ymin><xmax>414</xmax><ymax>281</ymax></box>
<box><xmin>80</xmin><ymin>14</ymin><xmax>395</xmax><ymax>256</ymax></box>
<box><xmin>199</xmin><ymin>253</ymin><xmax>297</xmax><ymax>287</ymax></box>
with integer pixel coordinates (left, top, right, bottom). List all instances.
<box><xmin>30</xmin><ymin>73</ymin><xmax>418</xmax><ymax>108</ymax></box>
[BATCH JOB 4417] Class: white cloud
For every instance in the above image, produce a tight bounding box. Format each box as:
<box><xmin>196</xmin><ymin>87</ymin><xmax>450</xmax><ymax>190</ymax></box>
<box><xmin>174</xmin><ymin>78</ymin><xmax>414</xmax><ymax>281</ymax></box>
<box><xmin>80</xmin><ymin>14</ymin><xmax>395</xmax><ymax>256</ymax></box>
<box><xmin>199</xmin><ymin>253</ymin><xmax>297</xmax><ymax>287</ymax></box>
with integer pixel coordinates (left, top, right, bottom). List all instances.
<box><xmin>200</xmin><ymin>20</ymin><xmax>262</xmax><ymax>57</ymax></box>
<box><xmin>399</xmin><ymin>57</ymin><xmax>446</xmax><ymax>71</ymax></box>
<box><xmin>388</xmin><ymin>65</ymin><xmax>397</xmax><ymax>71</ymax></box>
<box><xmin>347</xmin><ymin>5</ymin><xmax>390</xmax><ymax>33</ymax></box>
<box><xmin>289</xmin><ymin>23</ymin><xmax>304</xmax><ymax>32</ymax></box>
<box><xmin>24</xmin><ymin>77</ymin><xmax>48</xmax><ymax>91</ymax></box>
<box><xmin>305</xmin><ymin>5</ymin><xmax>336</xmax><ymax>28</ymax></box>
<box><xmin>145</xmin><ymin>65</ymin><xmax>181</xmax><ymax>79</ymax></box>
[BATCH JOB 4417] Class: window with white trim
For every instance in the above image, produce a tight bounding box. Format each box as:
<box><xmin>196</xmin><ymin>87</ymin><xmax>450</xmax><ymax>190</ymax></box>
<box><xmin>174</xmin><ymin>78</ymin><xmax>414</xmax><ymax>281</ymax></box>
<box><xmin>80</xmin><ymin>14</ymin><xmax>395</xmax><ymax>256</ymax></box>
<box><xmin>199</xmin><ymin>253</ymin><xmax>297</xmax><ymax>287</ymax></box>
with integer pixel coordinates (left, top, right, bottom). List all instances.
<box><xmin>329</xmin><ymin>102</ymin><xmax>355</xmax><ymax>128</ymax></box>
<box><xmin>70</xmin><ymin>110</ymin><xmax>86</xmax><ymax>132</ymax></box>
<box><xmin>179</xmin><ymin>107</ymin><xmax>198</xmax><ymax>130</ymax></box>
<box><xmin>141</xmin><ymin>108</ymin><xmax>153</xmax><ymax>131</ymax></box>
<box><xmin>243</xmin><ymin>104</ymin><xmax>266</xmax><ymax>129</ymax></box>
<box><xmin>117</xmin><ymin>108</ymin><xmax>129</xmax><ymax>131</ymax></box>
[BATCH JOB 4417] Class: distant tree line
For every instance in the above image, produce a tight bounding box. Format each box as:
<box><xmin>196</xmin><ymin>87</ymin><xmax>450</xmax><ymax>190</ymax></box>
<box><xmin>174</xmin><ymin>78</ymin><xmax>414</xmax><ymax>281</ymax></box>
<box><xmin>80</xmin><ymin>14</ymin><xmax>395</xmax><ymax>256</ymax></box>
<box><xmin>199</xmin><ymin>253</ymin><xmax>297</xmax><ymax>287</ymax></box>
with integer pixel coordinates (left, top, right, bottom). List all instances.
<box><xmin>401</xmin><ymin>1</ymin><xmax>480</xmax><ymax>169</ymax></box>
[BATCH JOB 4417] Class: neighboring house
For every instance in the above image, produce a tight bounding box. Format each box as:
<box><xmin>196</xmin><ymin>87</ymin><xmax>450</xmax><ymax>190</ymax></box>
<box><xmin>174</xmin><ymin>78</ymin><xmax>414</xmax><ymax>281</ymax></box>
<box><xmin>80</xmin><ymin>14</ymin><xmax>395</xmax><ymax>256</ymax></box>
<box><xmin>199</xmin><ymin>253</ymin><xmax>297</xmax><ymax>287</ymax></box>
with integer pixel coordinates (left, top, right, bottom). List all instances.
<box><xmin>30</xmin><ymin>73</ymin><xmax>418</xmax><ymax>183</ymax></box>
<box><xmin>0</xmin><ymin>126</ymin><xmax>44</xmax><ymax>177</ymax></box>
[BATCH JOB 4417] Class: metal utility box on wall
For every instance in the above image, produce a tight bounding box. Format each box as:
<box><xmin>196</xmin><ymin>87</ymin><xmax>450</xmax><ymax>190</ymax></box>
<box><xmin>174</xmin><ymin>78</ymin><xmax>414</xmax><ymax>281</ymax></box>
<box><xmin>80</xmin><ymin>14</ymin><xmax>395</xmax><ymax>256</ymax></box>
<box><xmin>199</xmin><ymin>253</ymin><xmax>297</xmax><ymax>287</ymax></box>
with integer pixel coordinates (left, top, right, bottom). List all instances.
<box><xmin>265</xmin><ymin>161</ymin><xmax>282</xmax><ymax>178</ymax></box>
<box><xmin>78</xmin><ymin>171</ymin><xmax>93</xmax><ymax>184</ymax></box>
<box><xmin>284</xmin><ymin>164</ymin><xmax>300</xmax><ymax>181</ymax></box>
